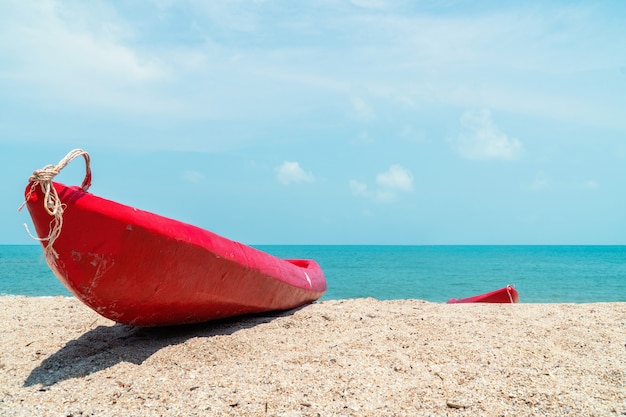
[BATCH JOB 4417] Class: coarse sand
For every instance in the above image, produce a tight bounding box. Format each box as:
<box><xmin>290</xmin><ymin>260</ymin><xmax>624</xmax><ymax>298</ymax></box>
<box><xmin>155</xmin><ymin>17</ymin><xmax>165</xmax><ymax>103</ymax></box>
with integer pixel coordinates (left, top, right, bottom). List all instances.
<box><xmin>1</xmin><ymin>296</ymin><xmax>624</xmax><ymax>416</ymax></box>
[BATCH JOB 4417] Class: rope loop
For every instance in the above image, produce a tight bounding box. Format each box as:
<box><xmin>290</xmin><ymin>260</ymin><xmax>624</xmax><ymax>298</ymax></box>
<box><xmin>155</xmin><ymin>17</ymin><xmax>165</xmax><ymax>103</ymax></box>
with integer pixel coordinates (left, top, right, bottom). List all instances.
<box><xmin>506</xmin><ymin>285</ymin><xmax>515</xmax><ymax>303</ymax></box>
<box><xmin>20</xmin><ymin>149</ymin><xmax>91</xmax><ymax>258</ymax></box>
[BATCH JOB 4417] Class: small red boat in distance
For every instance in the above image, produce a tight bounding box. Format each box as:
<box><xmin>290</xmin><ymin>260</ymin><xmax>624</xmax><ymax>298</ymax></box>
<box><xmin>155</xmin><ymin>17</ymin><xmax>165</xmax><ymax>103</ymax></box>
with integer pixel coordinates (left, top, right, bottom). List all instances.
<box><xmin>447</xmin><ymin>285</ymin><xmax>519</xmax><ymax>304</ymax></box>
<box><xmin>21</xmin><ymin>150</ymin><xmax>327</xmax><ymax>326</ymax></box>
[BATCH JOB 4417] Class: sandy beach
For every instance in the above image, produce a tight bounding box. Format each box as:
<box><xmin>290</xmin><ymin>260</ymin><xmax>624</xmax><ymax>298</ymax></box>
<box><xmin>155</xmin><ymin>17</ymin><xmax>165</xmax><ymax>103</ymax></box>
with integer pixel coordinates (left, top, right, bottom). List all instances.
<box><xmin>1</xmin><ymin>296</ymin><xmax>624</xmax><ymax>416</ymax></box>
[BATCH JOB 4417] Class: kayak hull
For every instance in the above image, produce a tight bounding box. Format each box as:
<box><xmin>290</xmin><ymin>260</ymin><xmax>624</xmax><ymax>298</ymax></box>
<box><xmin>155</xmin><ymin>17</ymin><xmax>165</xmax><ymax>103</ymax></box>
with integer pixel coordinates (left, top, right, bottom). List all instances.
<box><xmin>24</xmin><ymin>182</ymin><xmax>326</xmax><ymax>326</ymax></box>
<box><xmin>447</xmin><ymin>285</ymin><xmax>519</xmax><ymax>304</ymax></box>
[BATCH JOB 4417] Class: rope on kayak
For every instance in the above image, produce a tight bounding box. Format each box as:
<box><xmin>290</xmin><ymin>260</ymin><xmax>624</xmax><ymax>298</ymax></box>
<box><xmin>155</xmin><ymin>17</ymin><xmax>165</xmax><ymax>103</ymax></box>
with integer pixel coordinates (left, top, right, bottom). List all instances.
<box><xmin>506</xmin><ymin>285</ymin><xmax>514</xmax><ymax>303</ymax></box>
<box><xmin>19</xmin><ymin>149</ymin><xmax>92</xmax><ymax>258</ymax></box>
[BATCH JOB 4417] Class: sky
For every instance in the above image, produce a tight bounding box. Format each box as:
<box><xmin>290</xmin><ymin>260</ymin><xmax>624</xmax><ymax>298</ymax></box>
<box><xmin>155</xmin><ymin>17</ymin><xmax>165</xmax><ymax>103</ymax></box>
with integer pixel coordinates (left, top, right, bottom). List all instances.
<box><xmin>1</xmin><ymin>0</ymin><xmax>625</xmax><ymax>245</ymax></box>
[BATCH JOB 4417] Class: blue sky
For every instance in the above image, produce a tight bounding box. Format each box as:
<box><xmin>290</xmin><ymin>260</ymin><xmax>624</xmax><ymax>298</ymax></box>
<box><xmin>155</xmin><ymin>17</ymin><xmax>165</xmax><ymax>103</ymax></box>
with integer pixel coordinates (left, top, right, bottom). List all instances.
<box><xmin>2</xmin><ymin>0</ymin><xmax>625</xmax><ymax>245</ymax></box>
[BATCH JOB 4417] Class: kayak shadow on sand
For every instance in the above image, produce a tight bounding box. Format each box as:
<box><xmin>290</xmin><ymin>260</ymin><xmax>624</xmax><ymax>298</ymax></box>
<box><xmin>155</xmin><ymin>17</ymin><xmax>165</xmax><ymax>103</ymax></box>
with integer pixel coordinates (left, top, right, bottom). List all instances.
<box><xmin>23</xmin><ymin>308</ymin><xmax>301</xmax><ymax>388</ymax></box>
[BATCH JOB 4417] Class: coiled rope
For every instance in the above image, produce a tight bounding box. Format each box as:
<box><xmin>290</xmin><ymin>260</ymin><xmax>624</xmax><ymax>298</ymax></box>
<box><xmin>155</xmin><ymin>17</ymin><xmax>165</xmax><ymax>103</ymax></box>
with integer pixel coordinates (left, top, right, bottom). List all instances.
<box><xmin>19</xmin><ymin>149</ymin><xmax>92</xmax><ymax>258</ymax></box>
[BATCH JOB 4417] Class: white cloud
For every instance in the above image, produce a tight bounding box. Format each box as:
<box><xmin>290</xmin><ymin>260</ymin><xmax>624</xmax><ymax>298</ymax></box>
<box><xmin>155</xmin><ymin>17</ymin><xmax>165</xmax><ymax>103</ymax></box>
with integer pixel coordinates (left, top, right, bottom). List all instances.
<box><xmin>7</xmin><ymin>2</ymin><xmax>165</xmax><ymax>80</ymax></box>
<box><xmin>351</xmin><ymin>164</ymin><xmax>414</xmax><ymax>202</ymax></box>
<box><xmin>1</xmin><ymin>0</ymin><xmax>624</xmax><ymax>154</ymax></box>
<box><xmin>454</xmin><ymin>109</ymin><xmax>522</xmax><ymax>160</ymax></box>
<box><xmin>376</xmin><ymin>164</ymin><xmax>413</xmax><ymax>191</ymax></box>
<box><xmin>275</xmin><ymin>161</ymin><xmax>314</xmax><ymax>185</ymax></box>
<box><xmin>0</xmin><ymin>1</ymin><xmax>169</xmax><ymax>113</ymax></box>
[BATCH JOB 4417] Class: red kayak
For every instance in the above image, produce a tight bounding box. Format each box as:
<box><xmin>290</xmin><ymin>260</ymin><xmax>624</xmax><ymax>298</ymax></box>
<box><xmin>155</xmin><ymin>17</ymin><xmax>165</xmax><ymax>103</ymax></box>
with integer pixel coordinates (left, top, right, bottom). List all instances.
<box><xmin>22</xmin><ymin>150</ymin><xmax>326</xmax><ymax>326</ymax></box>
<box><xmin>446</xmin><ymin>285</ymin><xmax>519</xmax><ymax>304</ymax></box>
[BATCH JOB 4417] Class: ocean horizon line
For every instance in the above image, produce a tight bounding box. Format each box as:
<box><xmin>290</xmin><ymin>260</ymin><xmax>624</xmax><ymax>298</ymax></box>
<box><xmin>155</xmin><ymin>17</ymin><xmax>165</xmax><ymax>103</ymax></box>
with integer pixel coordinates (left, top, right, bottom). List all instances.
<box><xmin>2</xmin><ymin>245</ymin><xmax>624</xmax><ymax>303</ymax></box>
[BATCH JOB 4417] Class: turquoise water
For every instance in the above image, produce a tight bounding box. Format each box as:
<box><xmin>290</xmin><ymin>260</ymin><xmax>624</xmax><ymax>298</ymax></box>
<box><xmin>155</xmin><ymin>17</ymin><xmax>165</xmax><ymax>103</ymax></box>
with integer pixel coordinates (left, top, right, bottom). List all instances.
<box><xmin>1</xmin><ymin>245</ymin><xmax>625</xmax><ymax>303</ymax></box>
<box><xmin>0</xmin><ymin>245</ymin><xmax>72</xmax><ymax>297</ymax></box>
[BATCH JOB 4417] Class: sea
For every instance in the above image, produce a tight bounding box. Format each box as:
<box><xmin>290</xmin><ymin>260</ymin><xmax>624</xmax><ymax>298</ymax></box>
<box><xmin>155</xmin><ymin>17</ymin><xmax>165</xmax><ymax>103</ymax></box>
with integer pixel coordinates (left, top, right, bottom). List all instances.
<box><xmin>1</xmin><ymin>245</ymin><xmax>624</xmax><ymax>303</ymax></box>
